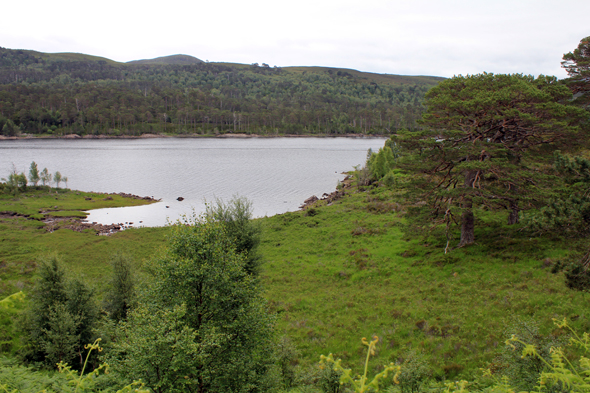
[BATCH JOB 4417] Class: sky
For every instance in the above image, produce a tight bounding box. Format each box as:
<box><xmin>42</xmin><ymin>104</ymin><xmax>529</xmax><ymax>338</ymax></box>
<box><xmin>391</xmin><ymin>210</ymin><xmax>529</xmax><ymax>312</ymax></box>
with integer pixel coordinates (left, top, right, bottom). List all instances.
<box><xmin>2</xmin><ymin>0</ymin><xmax>589</xmax><ymax>78</ymax></box>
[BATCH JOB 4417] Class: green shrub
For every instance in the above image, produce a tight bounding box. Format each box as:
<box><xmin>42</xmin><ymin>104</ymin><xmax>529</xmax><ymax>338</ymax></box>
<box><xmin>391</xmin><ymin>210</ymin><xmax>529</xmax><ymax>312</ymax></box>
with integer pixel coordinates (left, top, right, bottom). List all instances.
<box><xmin>0</xmin><ymin>292</ymin><xmax>26</xmax><ymax>355</ymax></box>
<box><xmin>394</xmin><ymin>351</ymin><xmax>431</xmax><ymax>393</ymax></box>
<box><xmin>205</xmin><ymin>195</ymin><xmax>263</xmax><ymax>276</ymax></box>
<box><xmin>564</xmin><ymin>250</ymin><xmax>590</xmax><ymax>291</ymax></box>
<box><xmin>497</xmin><ymin>318</ymin><xmax>564</xmax><ymax>392</ymax></box>
<box><xmin>108</xmin><ymin>214</ymin><xmax>277</xmax><ymax>393</ymax></box>
<box><xmin>321</xmin><ymin>336</ymin><xmax>399</xmax><ymax>393</ymax></box>
<box><xmin>103</xmin><ymin>253</ymin><xmax>135</xmax><ymax>322</ymax></box>
<box><xmin>20</xmin><ymin>254</ymin><xmax>98</xmax><ymax>370</ymax></box>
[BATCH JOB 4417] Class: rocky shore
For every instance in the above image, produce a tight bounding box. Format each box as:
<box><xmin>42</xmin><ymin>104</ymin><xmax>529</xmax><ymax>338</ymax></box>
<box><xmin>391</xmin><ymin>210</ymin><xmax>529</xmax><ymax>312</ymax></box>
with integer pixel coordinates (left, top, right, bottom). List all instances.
<box><xmin>63</xmin><ymin>220</ymin><xmax>135</xmax><ymax>235</ymax></box>
<box><xmin>299</xmin><ymin>174</ymin><xmax>352</xmax><ymax>210</ymax></box>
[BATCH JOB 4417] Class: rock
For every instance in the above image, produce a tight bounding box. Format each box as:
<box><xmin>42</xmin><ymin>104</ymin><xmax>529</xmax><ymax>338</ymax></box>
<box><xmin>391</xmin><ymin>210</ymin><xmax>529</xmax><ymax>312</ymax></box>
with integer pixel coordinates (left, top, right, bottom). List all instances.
<box><xmin>304</xmin><ymin>195</ymin><xmax>318</xmax><ymax>204</ymax></box>
<box><xmin>299</xmin><ymin>195</ymin><xmax>319</xmax><ymax>210</ymax></box>
<box><xmin>177</xmin><ymin>197</ymin><xmax>184</xmax><ymax>201</ymax></box>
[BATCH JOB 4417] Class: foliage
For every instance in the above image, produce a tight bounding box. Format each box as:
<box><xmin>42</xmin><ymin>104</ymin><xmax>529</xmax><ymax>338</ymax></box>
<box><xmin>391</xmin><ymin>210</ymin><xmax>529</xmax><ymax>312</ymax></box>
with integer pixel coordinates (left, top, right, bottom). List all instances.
<box><xmin>109</xmin><ymin>214</ymin><xmax>277</xmax><ymax>393</ymax></box>
<box><xmin>395</xmin><ymin>72</ymin><xmax>588</xmax><ymax>247</ymax></box>
<box><xmin>562</xmin><ymin>36</ymin><xmax>590</xmax><ymax>107</ymax></box>
<box><xmin>1</xmin><ymin>119</ymin><xmax>18</xmax><ymax>137</ymax></box>
<box><xmin>0</xmin><ymin>356</ymin><xmax>67</xmax><ymax>392</ymax></box>
<box><xmin>500</xmin><ymin>318</ymin><xmax>590</xmax><ymax>392</ymax></box>
<box><xmin>394</xmin><ymin>351</ymin><xmax>431</xmax><ymax>393</ymax></box>
<box><xmin>42</xmin><ymin>303</ymin><xmax>82</xmax><ymax>368</ymax></box>
<box><xmin>497</xmin><ymin>318</ymin><xmax>565</xmax><ymax>391</ymax></box>
<box><xmin>40</xmin><ymin>168</ymin><xmax>51</xmax><ymax>186</ymax></box>
<box><xmin>0</xmin><ymin>292</ymin><xmax>26</xmax><ymax>355</ymax></box>
<box><xmin>205</xmin><ymin>195</ymin><xmax>262</xmax><ymax>275</ymax></box>
<box><xmin>0</xmin><ymin>339</ymin><xmax>149</xmax><ymax>392</ymax></box>
<box><xmin>524</xmin><ymin>152</ymin><xmax>590</xmax><ymax>236</ymax></box>
<box><xmin>103</xmin><ymin>253</ymin><xmax>135</xmax><ymax>322</ymax></box>
<box><xmin>366</xmin><ymin>138</ymin><xmax>400</xmax><ymax>183</ymax></box>
<box><xmin>0</xmin><ymin>47</ymin><xmax>442</xmax><ymax>136</ymax></box>
<box><xmin>106</xmin><ymin>304</ymin><xmax>201</xmax><ymax>393</ymax></box>
<box><xmin>21</xmin><ymin>254</ymin><xmax>98</xmax><ymax>370</ymax></box>
<box><xmin>28</xmin><ymin>162</ymin><xmax>40</xmax><ymax>187</ymax></box>
<box><xmin>320</xmin><ymin>336</ymin><xmax>400</xmax><ymax>393</ymax></box>
<box><xmin>1</xmin><ymin>165</ymin><xmax>27</xmax><ymax>194</ymax></box>
<box><xmin>54</xmin><ymin>171</ymin><xmax>63</xmax><ymax>188</ymax></box>
<box><xmin>563</xmin><ymin>250</ymin><xmax>590</xmax><ymax>292</ymax></box>
<box><xmin>272</xmin><ymin>336</ymin><xmax>300</xmax><ymax>390</ymax></box>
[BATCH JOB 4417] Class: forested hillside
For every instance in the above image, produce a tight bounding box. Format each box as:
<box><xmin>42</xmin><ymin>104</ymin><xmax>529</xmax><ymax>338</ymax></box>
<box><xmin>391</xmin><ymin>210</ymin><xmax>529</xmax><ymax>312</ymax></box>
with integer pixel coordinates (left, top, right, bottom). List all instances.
<box><xmin>0</xmin><ymin>48</ymin><xmax>443</xmax><ymax>137</ymax></box>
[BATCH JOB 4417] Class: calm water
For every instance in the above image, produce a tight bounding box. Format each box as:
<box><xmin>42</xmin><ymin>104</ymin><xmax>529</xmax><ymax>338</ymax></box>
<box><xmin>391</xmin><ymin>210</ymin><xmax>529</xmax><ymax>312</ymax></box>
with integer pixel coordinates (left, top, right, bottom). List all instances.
<box><xmin>0</xmin><ymin>137</ymin><xmax>386</xmax><ymax>226</ymax></box>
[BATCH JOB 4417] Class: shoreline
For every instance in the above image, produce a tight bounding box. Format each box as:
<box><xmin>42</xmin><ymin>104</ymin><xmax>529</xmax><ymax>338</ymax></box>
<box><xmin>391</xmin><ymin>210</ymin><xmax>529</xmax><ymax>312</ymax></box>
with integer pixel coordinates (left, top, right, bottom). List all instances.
<box><xmin>0</xmin><ymin>133</ymin><xmax>388</xmax><ymax>141</ymax></box>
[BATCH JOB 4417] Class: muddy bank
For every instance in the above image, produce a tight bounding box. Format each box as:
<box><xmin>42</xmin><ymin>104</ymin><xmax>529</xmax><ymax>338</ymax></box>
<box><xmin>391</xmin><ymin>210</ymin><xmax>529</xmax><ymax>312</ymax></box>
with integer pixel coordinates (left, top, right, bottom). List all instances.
<box><xmin>62</xmin><ymin>219</ymin><xmax>136</xmax><ymax>235</ymax></box>
<box><xmin>0</xmin><ymin>192</ymin><xmax>158</xmax><ymax>235</ymax></box>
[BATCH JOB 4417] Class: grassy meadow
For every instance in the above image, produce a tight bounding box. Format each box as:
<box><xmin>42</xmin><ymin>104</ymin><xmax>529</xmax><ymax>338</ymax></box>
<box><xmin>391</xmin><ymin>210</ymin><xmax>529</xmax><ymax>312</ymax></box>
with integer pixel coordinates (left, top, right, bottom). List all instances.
<box><xmin>0</xmin><ymin>187</ymin><xmax>165</xmax><ymax>295</ymax></box>
<box><xmin>258</xmin><ymin>184</ymin><xmax>588</xmax><ymax>379</ymax></box>
<box><xmin>0</xmin><ymin>179</ymin><xmax>587</xmax><ymax>381</ymax></box>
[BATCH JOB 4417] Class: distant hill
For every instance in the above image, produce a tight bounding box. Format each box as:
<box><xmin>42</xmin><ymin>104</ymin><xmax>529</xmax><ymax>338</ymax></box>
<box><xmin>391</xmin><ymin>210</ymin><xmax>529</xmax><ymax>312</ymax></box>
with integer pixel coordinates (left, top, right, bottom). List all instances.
<box><xmin>282</xmin><ymin>66</ymin><xmax>445</xmax><ymax>88</ymax></box>
<box><xmin>23</xmin><ymin>50</ymin><xmax>120</xmax><ymax>65</ymax></box>
<box><xmin>209</xmin><ymin>62</ymin><xmax>444</xmax><ymax>87</ymax></box>
<box><xmin>128</xmin><ymin>54</ymin><xmax>204</xmax><ymax>65</ymax></box>
<box><xmin>0</xmin><ymin>46</ymin><xmax>445</xmax><ymax>137</ymax></box>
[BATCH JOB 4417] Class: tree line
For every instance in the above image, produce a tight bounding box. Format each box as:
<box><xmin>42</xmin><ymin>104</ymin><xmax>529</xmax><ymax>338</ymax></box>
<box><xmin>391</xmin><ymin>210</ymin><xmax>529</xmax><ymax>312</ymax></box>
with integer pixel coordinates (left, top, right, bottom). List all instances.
<box><xmin>0</xmin><ymin>47</ymin><xmax>441</xmax><ymax>137</ymax></box>
<box><xmin>1</xmin><ymin>161</ymin><xmax>67</xmax><ymax>194</ymax></box>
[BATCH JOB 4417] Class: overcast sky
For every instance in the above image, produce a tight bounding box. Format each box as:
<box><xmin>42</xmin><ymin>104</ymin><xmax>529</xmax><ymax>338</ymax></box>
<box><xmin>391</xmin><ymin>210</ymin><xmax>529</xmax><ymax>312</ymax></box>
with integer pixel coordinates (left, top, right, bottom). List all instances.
<box><xmin>2</xmin><ymin>0</ymin><xmax>588</xmax><ymax>78</ymax></box>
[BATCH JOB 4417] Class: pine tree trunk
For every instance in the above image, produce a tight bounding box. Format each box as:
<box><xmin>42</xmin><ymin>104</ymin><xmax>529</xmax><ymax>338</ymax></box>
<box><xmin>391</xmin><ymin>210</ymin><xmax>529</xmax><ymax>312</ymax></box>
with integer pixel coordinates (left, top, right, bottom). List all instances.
<box><xmin>507</xmin><ymin>185</ymin><xmax>519</xmax><ymax>224</ymax></box>
<box><xmin>459</xmin><ymin>201</ymin><xmax>475</xmax><ymax>246</ymax></box>
<box><xmin>508</xmin><ymin>204</ymin><xmax>519</xmax><ymax>225</ymax></box>
<box><xmin>459</xmin><ymin>170</ymin><xmax>477</xmax><ymax>247</ymax></box>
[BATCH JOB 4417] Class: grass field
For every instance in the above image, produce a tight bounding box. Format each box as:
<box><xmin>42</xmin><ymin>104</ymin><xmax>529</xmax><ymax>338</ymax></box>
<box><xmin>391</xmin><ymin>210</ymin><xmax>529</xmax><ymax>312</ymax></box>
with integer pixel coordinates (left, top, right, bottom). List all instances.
<box><xmin>258</xmin><ymin>184</ymin><xmax>588</xmax><ymax>379</ymax></box>
<box><xmin>0</xmin><ymin>181</ymin><xmax>587</xmax><ymax>380</ymax></box>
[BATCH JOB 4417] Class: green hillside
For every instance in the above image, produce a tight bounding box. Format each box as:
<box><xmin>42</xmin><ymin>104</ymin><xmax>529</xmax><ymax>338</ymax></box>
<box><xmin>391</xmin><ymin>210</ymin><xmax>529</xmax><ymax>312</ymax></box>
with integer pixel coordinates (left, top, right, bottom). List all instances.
<box><xmin>127</xmin><ymin>54</ymin><xmax>204</xmax><ymax>65</ymax></box>
<box><xmin>0</xmin><ymin>46</ymin><xmax>443</xmax><ymax>137</ymax></box>
<box><xmin>24</xmin><ymin>50</ymin><xmax>121</xmax><ymax>65</ymax></box>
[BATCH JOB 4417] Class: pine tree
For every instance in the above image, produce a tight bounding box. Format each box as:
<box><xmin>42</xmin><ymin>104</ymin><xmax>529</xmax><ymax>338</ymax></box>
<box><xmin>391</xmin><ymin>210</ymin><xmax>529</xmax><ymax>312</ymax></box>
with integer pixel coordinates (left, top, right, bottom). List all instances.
<box><xmin>395</xmin><ymin>73</ymin><xmax>588</xmax><ymax>247</ymax></box>
<box><xmin>22</xmin><ymin>255</ymin><xmax>97</xmax><ymax>369</ymax></box>
<box><xmin>103</xmin><ymin>253</ymin><xmax>135</xmax><ymax>322</ymax></box>
<box><xmin>562</xmin><ymin>36</ymin><xmax>590</xmax><ymax>107</ymax></box>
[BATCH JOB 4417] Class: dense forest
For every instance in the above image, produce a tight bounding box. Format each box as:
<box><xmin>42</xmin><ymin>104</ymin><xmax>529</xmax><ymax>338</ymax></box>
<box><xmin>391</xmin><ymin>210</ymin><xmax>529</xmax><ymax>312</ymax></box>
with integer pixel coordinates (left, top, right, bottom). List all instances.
<box><xmin>0</xmin><ymin>48</ymin><xmax>443</xmax><ymax>137</ymax></box>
